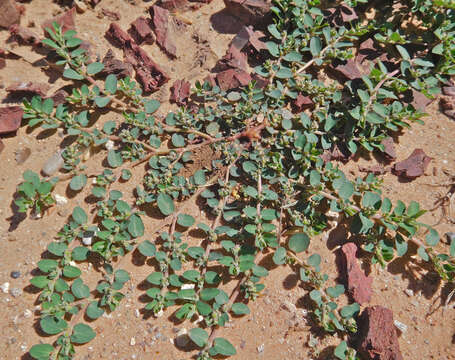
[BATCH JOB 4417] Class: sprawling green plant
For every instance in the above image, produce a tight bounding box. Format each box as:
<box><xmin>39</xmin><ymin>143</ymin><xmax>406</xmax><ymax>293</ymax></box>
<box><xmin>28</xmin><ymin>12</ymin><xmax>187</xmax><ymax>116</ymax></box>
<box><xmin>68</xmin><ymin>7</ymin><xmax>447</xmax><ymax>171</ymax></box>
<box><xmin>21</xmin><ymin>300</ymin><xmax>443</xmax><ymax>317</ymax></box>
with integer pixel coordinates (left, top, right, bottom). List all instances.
<box><xmin>18</xmin><ymin>1</ymin><xmax>455</xmax><ymax>359</ymax></box>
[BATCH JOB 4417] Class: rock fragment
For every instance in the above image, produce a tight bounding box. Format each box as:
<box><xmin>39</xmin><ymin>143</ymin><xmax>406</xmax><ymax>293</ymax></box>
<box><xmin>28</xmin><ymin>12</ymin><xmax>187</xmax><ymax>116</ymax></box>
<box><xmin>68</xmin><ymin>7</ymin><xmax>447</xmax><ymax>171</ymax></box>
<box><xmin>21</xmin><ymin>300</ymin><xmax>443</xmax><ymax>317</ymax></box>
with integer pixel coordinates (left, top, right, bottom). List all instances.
<box><xmin>292</xmin><ymin>94</ymin><xmax>314</xmax><ymax>113</ymax></box>
<box><xmin>6</xmin><ymin>82</ymin><xmax>50</xmax><ymax>97</ymax></box>
<box><xmin>356</xmin><ymin>306</ymin><xmax>403</xmax><ymax>360</ymax></box>
<box><xmin>0</xmin><ymin>0</ymin><xmax>21</xmax><ymax>29</ymax></box>
<box><xmin>130</xmin><ymin>17</ymin><xmax>155</xmax><ymax>45</ymax></box>
<box><xmin>175</xmin><ymin>328</ymin><xmax>189</xmax><ymax>348</ymax></box>
<box><xmin>0</xmin><ymin>48</ymin><xmax>5</xmax><ymax>69</ymax></box>
<box><xmin>170</xmin><ymin>79</ymin><xmax>191</xmax><ymax>106</ymax></box>
<box><xmin>105</xmin><ymin>23</ymin><xmax>134</xmax><ymax>48</ymax></box>
<box><xmin>150</xmin><ymin>5</ymin><xmax>177</xmax><ymax>58</ymax></box>
<box><xmin>216</xmin><ymin>68</ymin><xmax>251</xmax><ymax>91</ymax></box>
<box><xmin>15</xmin><ymin>147</ymin><xmax>31</xmax><ymax>164</ymax></box>
<box><xmin>159</xmin><ymin>0</ymin><xmax>188</xmax><ymax>10</ymax></box>
<box><xmin>223</xmin><ymin>0</ymin><xmax>272</xmax><ymax>25</ymax></box>
<box><xmin>380</xmin><ymin>137</ymin><xmax>396</xmax><ymax>161</ymax></box>
<box><xmin>42</xmin><ymin>149</ymin><xmax>64</xmax><ymax>176</ymax></box>
<box><xmin>392</xmin><ymin>149</ymin><xmax>432</xmax><ymax>179</ymax></box>
<box><xmin>100</xmin><ymin>49</ymin><xmax>133</xmax><ymax>79</ymax></box>
<box><xmin>9</xmin><ymin>25</ymin><xmax>41</xmax><ymax>46</ymax></box>
<box><xmin>99</xmin><ymin>8</ymin><xmax>121</xmax><ymax>21</ymax></box>
<box><xmin>341</xmin><ymin>242</ymin><xmax>372</xmax><ymax>304</ymax></box>
<box><xmin>0</xmin><ymin>106</ymin><xmax>23</xmax><ymax>134</ymax></box>
<box><xmin>42</xmin><ymin>7</ymin><xmax>76</xmax><ymax>34</ymax></box>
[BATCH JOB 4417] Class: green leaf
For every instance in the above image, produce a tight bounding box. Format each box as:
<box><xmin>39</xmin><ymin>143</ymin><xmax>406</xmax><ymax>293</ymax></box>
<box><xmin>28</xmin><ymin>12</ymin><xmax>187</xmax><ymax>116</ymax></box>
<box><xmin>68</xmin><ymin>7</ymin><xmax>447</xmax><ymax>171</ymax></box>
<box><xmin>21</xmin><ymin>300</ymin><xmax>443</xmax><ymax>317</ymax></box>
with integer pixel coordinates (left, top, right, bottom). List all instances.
<box><xmin>105</xmin><ymin>74</ymin><xmax>117</xmax><ymax>94</ymax></box>
<box><xmin>157</xmin><ymin>193</ymin><xmax>174</xmax><ymax>216</ymax></box>
<box><xmin>107</xmin><ymin>150</ymin><xmax>123</xmax><ymax>168</ymax></box>
<box><xmin>340</xmin><ymin>303</ymin><xmax>360</xmax><ymax>318</ymax></box>
<box><xmin>172</xmin><ymin>133</ymin><xmax>185</xmax><ymax>147</ymax></box>
<box><xmin>144</xmin><ymin>99</ymin><xmax>160</xmax><ymax>114</ymax></box>
<box><xmin>38</xmin><ymin>259</ymin><xmax>58</xmax><ymax>273</ymax></box>
<box><xmin>86</xmin><ymin>301</ymin><xmax>104</xmax><ymax>320</ymax></box>
<box><xmin>71</xmin><ymin>323</ymin><xmax>96</xmax><ymax>344</ymax></box>
<box><xmin>147</xmin><ymin>272</ymin><xmax>163</xmax><ymax>285</ymax></box>
<box><xmin>40</xmin><ymin>316</ymin><xmax>67</xmax><ymax>335</ymax></box>
<box><xmin>417</xmin><ymin>246</ymin><xmax>429</xmax><ymax>261</ymax></box>
<box><xmin>289</xmin><ymin>233</ymin><xmax>310</xmax><ymax>253</ymax></box>
<box><xmin>86</xmin><ymin>62</ymin><xmax>104</xmax><ymax>75</ymax></box>
<box><xmin>231</xmin><ymin>303</ymin><xmax>250</xmax><ymax>315</ymax></box>
<box><xmin>63</xmin><ymin>265</ymin><xmax>81</xmax><ymax>278</ymax></box>
<box><xmin>193</xmin><ymin>170</ymin><xmax>206</xmax><ymax>185</ymax></box>
<box><xmin>69</xmin><ymin>174</ymin><xmax>87</xmax><ymax>191</ymax></box>
<box><xmin>71</xmin><ymin>278</ymin><xmax>90</xmax><ymax>299</ymax></box>
<box><xmin>338</xmin><ymin>181</ymin><xmax>354</xmax><ymax>200</ymax></box>
<box><xmin>95</xmin><ymin>96</ymin><xmax>111</xmax><ymax>108</ymax></box>
<box><xmin>115</xmin><ymin>269</ymin><xmax>130</xmax><ymax>284</ymax></box>
<box><xmin>273</xmin><ymin>247</ymin><xmax>287</xmax><ymax>265</ymax></box>
<box><xmin>72</xmin><ymin>206</ymin><xmax>87</xmax><ymax>224</ymax></box>
<box><xmin>425</xmin><ymin>228</ymin><xmax>439</xmax><ymax>246</ymax></box>
<box><xmin>63</xmin><ymin>68</ymin><xmax>84</xmax><ymax>80</ymax></box>
<box><xmin>128</xmin><ymin>214</ymin><xmax>144</xmax><ymax>237</ymax></box>
<box><xmin>189</xmin><ymin>328</ymin><xmax>209</xmax><ymax>348</ymax></box>
<box><xmin>276</xmin><ymin>67</ymin><xmax>293</xmax><ymax>79</ymax></box>
<box><xmin>138</xmin><ymin>240</ymin><xmax>156</xmax><ymax>257</ymax></box>
<box><xmin>334</xmin><ymin>341</ymin><xmax>348</xmax><ymax>359</ymax></box>
<box><xmin>210</xmin><ymin>337</ymin><xmax>236</xmax><ymax>356</ymax></box>
<box><xmin>30</xmin><ymin>276</ymin><xmax>49</xmax><ymax>289</ymax></box>
<box><xmin>396</xmin><ymin>45</ymin><xmax>410</xmax><ymax>60</ymax></box>
<box><xmin>30</xmin><ymin>344</ymin><xmax>55</xmax><ymax>360</ymax></box>
<box><xmin>177</xmin><ymin>214</ymin><xmax>195</xmax><ymax>227</ymax></box>
<box><xmin>310</xmin><ymin>37</ymin><xmax>322</xmax><ymax>57</ymax></box>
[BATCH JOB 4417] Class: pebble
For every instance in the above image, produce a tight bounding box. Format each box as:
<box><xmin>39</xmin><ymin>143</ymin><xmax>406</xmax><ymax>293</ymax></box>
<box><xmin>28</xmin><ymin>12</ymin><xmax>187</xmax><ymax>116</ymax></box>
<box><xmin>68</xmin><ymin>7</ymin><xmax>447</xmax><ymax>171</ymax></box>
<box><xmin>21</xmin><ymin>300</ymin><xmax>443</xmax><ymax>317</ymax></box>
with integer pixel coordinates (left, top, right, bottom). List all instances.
<box><xmin>10</xmin><ymin>271</ymin><xmax>21</xmax><ymax>279</ymax></box>
<box><xmin>404</xmin><ymin>289</ymin><xmax>414</xmax><ymax>297</ymax></box>
<box><xmin>445</xmin><ymin>232</ymin><xmax>455</xmax><ymax>244</ymax></box>
<box><xmin>11</xmin><ymin>288</ymin><xmax>22</xmax><ymax>297</ymax></box>
<box><xmin>394</xmin><ymin>320</ymin><xmax>408</xmax><ymax>333</ymax></box>
<box><xmin>175</xmin><ymin>328</ymin><xmax>189</xmax><ymax>348</ymax></box>
<box><xmin>55</xmin><ymin>194</ymin><xmax>68</xmax><ymax>206</ymax></box>
<box><xmin>257</xmin><ymin>343</ymin><xmax>265</xmax><ymax>353</ymax></box>
<box><xmin>181</xmin><ymin>283</ymin><xmax>195</xmax><ymax>290</ymax></box>
<box><xmin>42</xmin><ymin>150</ymin><xmax>64</xmax><ymax>176</ymax></box>
<box><xmin>134</xmin><ymin>309</ymin><xmax>140</xmax><ymax>318</ymax></box>
<box><xmin>280</xmin><ymin>300</ymin><xmax>297</xmax><ymax>313</ymax></box>
<box><xmin>130</xmin><ymin>337</ymin><xmax>136</xmax><ymax>346</ymax></box>
<box><xmin>105</xmin><ymin>140</ymin><xmax>115</xmax><ymax>150</ymax></box>
<box><xmin>23</xmin><ymin>309</ymin><xmax>32</xmax><ymax>318</ymax></box>
<box><xmin>1</xmin><ymin>282</ymin><xmax>10</xmax><ymax>293</ymax></box>
<box><xmin>74</xmin><ymin>0</ymin><xmax>87</xmax><ymax>13</ymax></box>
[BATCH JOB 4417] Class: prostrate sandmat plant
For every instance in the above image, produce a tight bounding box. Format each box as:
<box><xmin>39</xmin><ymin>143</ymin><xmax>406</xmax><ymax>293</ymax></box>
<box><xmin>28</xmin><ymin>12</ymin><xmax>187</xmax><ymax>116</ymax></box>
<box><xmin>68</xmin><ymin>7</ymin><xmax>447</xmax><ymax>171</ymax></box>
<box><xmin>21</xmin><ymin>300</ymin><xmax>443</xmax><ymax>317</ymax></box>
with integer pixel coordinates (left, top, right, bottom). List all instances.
<box><xmin>14</xmin><ymin>0</ymin><xmax>455</xmax><ymax>359</ymax></box>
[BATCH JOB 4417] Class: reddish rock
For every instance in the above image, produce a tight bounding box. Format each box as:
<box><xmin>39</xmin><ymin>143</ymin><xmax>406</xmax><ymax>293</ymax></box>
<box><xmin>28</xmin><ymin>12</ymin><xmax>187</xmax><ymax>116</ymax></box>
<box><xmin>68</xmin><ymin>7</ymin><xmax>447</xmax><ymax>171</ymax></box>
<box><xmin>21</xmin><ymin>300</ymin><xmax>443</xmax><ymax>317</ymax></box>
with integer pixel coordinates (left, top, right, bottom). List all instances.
<box><xmin>410</xmin><ymin>90</ymin><xmax>432</xmax><ymax>112</ymax></box>
<box><xmin>170</xmin><ymin>79</ymin><xmax>191</xmax><ymax>105</ymax></box>
<box><xmin>380</xmin><ymin>137</ymin><xmax>396</xmax><ymax>161</ymax></box>
<box><xmin>159</xmin><ymin>0</ymin><xmax>188</xmax><ymax>10</ymax></box>
<box><xmin>341</xmin><ymin>242</ymin><xmax>372</xmax><ymax>305</ymax></box>
<box><xmin>321</xmin><ymin>143</ymin><xmax>352</xmax><ymax>163</ymax></box>
<box><xmin>0</xmin><ymin>0</ymin><xmax>21</xmax><ymax>29</ymax></box>
<box><xmin>356</xmin><ymin>306</ymin><xmax>403</xmax><ymax>360</ymax></box>
<box><xmin>124</xmin><ymin>42</ymin><xmax>169</xmax><ymax>92</ymax></box>
<box><xmin>230</xmin><ymin>25</ymin><xmax>266</xmax><ymax>53</ymax></box>
<box><xmin>392</xmin><ymin>149</ymin><xmax>432</xmax><ymax>179</ymax></box>
<box><xmin>9</xmin><ymin>24</ymin><xmax>41</xmax><ymax>46</ymax></box>
<box><xmin>150</xmin><ymin>5</ymin><xmax>177</xmax><ymax>58</ymax></box>
<box><xmin>216</xmin><ymin>46</ymin><xmax>248</xmax><ymax>71</ymax></box>
<box><xmin>0</xmin><ymin>106</ymin><xmax>23</xmax><ymax>134</ymax></box>
<box><xmin>442</xmin><ymin>86</ymin><xmax>455</xmax><ymax>97</ymax></box>
<box><xmin>91</xmin><ymin>0</ymin><xmax>101</xmax><ymax>6</ymax></box>
<box><xmin>292</xmin><ymin>93</ymin><xmax>314</xmax><ymax>113</ymax></box>
<box><xmin>358</xmin><ymin>164</ymin><xmax>387</xmax><ymax>175</ymax></box>
<box><xmin>328</xmin><ymin>58</ymin><xmax>368</xmax><ymax>81</ymax></box>
<box><xmin>42</xmin><ymin>7</ymin><xmax>76</xmax><ymax>34</ymax></box>
<box><xmin>101</xmin><ymin>49</ymin><xmax>133</xmax><ymax>79</ymax></box>
<box><xmin>223</xmin><ymin>0</ymin><xmax>271</xmax><ymax>25</ymax></box>
<box><xmin>203</xmin><ymin>74</ymin><xmax>217</xmax><ymax>88</ymax></box>
<box><xmin>129</xmin><ymin>17</ymin><xmax>155</xmax><ymax>45</ymax></box>
<box><xmin>357</xmin><ymin>38</ymin><xmax>387</xmax><ymax>65</ymax></box>
<box><xmin>47</xmin><ymin>89</ymin><xmax>69</xmax><ymax>106</ymax></box>
<box><xmin>216</xmin><ymin>69</ymin><xmax>251</xmax><ymax>91</ymax></box>
<box><xmin>325</xmin><ymin>5</ymin><xmax>358</xmax><ymax>26</ymax></box>
<box><xmin>105</xmin><ymin>23</ymin><xmax>134</xmax><ymax>48</ymax></box>
<box><xmin>6</xmin><ymin>82</ymin><xmax>50</xmax><ymax>97</ymax></box>
<box><xmin>100</xmin><ymin>8</ymin><xmax>121</xmax><ymax>21</ymax></box>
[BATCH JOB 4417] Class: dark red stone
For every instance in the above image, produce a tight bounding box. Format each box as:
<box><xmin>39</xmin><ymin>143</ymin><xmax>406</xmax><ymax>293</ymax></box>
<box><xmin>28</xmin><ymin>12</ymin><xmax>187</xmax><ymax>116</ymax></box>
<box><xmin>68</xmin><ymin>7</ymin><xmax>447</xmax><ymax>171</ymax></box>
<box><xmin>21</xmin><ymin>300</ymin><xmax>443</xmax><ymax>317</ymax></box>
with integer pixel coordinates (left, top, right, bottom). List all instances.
<box><xmin>380</xmin><ymin>137</ymin><xmax>396</xmax><ymax>161</ymax></box>
<box><xmin>160</xmin><ymin>0</ymin><xmax>188</xmax><ymax>10</ymax></box>
<box><xmin>100</xmin><ymin>8</ymin><xmax>121</xmax><ymax>21</ymax></box>
<box><xmin>170</xmin><ymin>79</ymin><xmax>191</xmax><ymax>105</ymax></box>
<box><xmin>356</xmin><ymin>306</ymin><xmax>403</xmax><ymax>360</ymax></box>
<box><xmin>0</xmin><ymin>106</ymin><xmax>23</xmax><ymax>134</ymax></box>
<box><xmin>130</xmin><ymin>17</ymin><xmax>155</xmax><ymax>45</ymax></box>
<box><xmin>216</xmin><ymin>69</ymin><xmax>251</xmax><ymax>91</ymax></box>
<box><xmin>223</xmin><ymin>0</ymin><xmax>271</xmax><ymax>25</ymax></box>
<box><xmin>341</xmin><ymin>243</ymin><xmax>372</xmax><ymax>305</ymax></box>
<box><xmin>105</xmin><ymin>23</ymin><xmax>134</xmax><ymax>49</ymax></box>
<box><xmin>9</xmin><ymin>24</ymin><xmax>41</xmax><ymax>46</ymax></box>
<box><xmin>150</xmin><ymin>5</ymin><xmax>177</xmax><ymax>58</ymax></box>
<box><xmin>101</xmin><ymin>49</ymin><xmax>133</xmax><ymax>79</ymax></box>
<box><xmin>42</xmin><ymin>7</ymin><xmax>76</xmax><ymax>34</ymax></box>
<box><xmin>358</xmin><ymin>164</ymin><xmax>387</xmax><ymax>175</ymax></box>
<box><xmin>392</xmin><ymin>149</ymin><xmax>432</xmax><ymax>179</ymax></box>
<box><xmin>124</xmin><ymin>42</ymin><xmax>169</xmax><ymax>92</ymax></box>
<box><xmin>292</xmin><ymin>94</ymin><xmax>314</xmax><ymax>113</ymax></box>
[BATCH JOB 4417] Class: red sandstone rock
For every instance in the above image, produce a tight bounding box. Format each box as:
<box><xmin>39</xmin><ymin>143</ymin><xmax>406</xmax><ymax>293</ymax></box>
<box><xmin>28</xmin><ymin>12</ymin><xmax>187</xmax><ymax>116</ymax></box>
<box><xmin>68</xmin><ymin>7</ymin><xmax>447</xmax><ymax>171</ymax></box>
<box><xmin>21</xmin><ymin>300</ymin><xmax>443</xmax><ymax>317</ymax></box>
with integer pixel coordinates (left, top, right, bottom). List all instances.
<box><xmin>130</xmin><ymin>17</ymin><xmax>155</xmax><ymax>45</ymax></box>
<box><xmin>150</xmin><ymin>5</ymin><xmax>177</xmax><ymax>58</ymax></box>
<box><xmin>216</xmin><ymin>68</ymin><xmax>251</xmax><ymax>91</ymax></box>
<box><xmin>392</xmin><ymin>149</ymin><xmax>432</xmax><ymax>179</ymax></box>
<box><xmin>42</xmin><ymin>7</ymin><xmax>76</xmax><ymax>34</ymax></box>
<box><xmin>0</xmin><ymin>0</ymin><xmax>21</xmax><ymax>29</ymax></box>
<box><xmin>0</xmin><ymin>106</ymin><xmax>23</xmax><ymax>134</ymax></box>
<box><xmin>170</xmin><ymin>79</ymin><xmax>191</xmax><ymax>106</ymax></box>
<box><xmin>105</xmin><ymin>22</ymin><xmax>134</xmax><ymax>48</ymax></box>
<box><xmin>223</xmin><ymin>0</ymin><xmax>271</xmax><ymax>25</ymax></box>
<box><xmin>6</xmin><ymin>82</ymin><xmax>50</xmax><ymax>97</ymax></box>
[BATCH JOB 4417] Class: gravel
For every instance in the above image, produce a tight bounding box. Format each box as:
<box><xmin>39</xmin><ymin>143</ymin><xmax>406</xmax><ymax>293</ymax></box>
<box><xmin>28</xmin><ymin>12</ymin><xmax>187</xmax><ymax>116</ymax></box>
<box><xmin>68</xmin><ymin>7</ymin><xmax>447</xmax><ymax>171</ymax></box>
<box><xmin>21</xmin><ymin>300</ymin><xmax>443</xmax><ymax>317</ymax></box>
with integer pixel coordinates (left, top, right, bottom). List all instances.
<box><xmin>10</xmin><ymin>271</ymin><xmax>21</xmax><ymax>279</ymax></box>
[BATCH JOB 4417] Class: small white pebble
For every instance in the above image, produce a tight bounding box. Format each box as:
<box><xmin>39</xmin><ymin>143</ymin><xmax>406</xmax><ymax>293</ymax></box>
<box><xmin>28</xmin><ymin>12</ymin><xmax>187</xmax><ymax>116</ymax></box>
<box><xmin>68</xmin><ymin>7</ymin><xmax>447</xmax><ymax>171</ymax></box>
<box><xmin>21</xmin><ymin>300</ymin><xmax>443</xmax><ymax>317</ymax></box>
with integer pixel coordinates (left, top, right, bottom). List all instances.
<box><xmin>105</xmin><ymin>140</ymin><xmax>115</xmax><ymax>150</ymax></box>
<box><xmin>134</xmin><ymin>309</ymin><xmax>140</xmax><ymax>318</ymax></box>
<box><xmin>82</xmin><ymin>236</ymin><xmax>92</xmax><ymax>246</ymax></box>
<box><xmin>130</xmin><ymin>337</ymin><xmax>136</xmax><ymax>346</ymax></box>
<box><xmin>394</xmin><ymin>320</ymin><xmax>408</xmax><ymax>333</ymax></box>
<box><xmin>181</xmin><ymin>284</ymin><xmax>195</xmax><ymax>290</ymax></box>
<box><xmin>1</xmin><ymin>282</ymin><xmax>10</xmax><ymax>293</ymax></box>
<box><xmin>92</xmin><ymin>178</ymin><xmax>97</xmax><ymax>184</ymax></box>
<box><xmin>404</xmin><ymin>289</ymin><xmax>414</xmax><ymax>297</ymax></box>
<box><xmin>257</xmin><ymin>343</ymin><xmax>265</xmax><ymax>353</ymax></box>
<box><xmin>155</xmin><ymin>310</ymin><xmax>164</xmax><ymax>318</ymax></box>
<box><xmin>55</xmin><ymin>194</ymin><xmax>68</xmax><ymax>206</ymax></box>
<box><xmin>192</xmin><ymin>315</ymin><xmax>204</xmax><ymax>325</ymax></box>
<box><xmin>443</xmin><ymin>160</ymin><xmax>448</xmax><ymax>164</ymax></box>
<box><xmin>23</xmin><ymin>309</ymin><xmax>32</xmax><ymax>318</ymax></box>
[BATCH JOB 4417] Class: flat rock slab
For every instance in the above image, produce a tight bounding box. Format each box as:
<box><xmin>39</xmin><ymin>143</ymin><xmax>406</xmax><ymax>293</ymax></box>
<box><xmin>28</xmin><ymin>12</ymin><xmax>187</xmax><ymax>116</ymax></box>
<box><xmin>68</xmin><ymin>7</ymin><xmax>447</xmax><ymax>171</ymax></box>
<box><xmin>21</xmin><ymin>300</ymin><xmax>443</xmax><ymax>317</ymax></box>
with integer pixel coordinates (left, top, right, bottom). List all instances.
<box><xmin>0</xmin><ymin>106</ymin><xmax>23</xmax><ymax>135</ymax></box>
<box><xmin>224</xmin><ymin>0</ymin><xmax>272</xmax><ymax>25</ymax></box>
<box><xmin>392</xmin><ymin>148</ymin><xmax>432</xmax><ymax>179</ymax></box>
<box><xmin>0</xmin><ymin>0</ymin><xmax>21</xmax><ymax>29</ymax></box>
<box><xmin>42</xmin><ymin>7</ymin><xmax>76</xmax><ymax>34</ymax></box>
<box><xmin>150</xmin><ymin>5</ymin><xmax>177</xmax><ymax>58</ymax></box>
<box><xmin>170</xmin><ymin>79</ymin><xmax>191</xmax><ymax>105</ymax></box>
<box><xmin>341</xmin><ymin>242</ymin><xmax>372</xmax><ymax>304</ymax></box>
<box><xmin>356</xmin><ymin>306</ymin><xmax>403</xmax><ymax>360</ymax></box>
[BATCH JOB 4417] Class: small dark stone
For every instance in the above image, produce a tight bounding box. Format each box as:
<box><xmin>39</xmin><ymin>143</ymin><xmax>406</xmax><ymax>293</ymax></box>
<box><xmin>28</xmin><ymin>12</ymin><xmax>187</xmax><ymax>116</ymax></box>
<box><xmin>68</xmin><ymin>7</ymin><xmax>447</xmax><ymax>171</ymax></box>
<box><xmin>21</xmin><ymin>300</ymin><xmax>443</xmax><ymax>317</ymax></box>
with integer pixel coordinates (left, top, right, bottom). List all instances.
<box><xmin>10</xmin><ymin>271</ymin><xmax>21</xmax><ymax>279</ymax></box>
